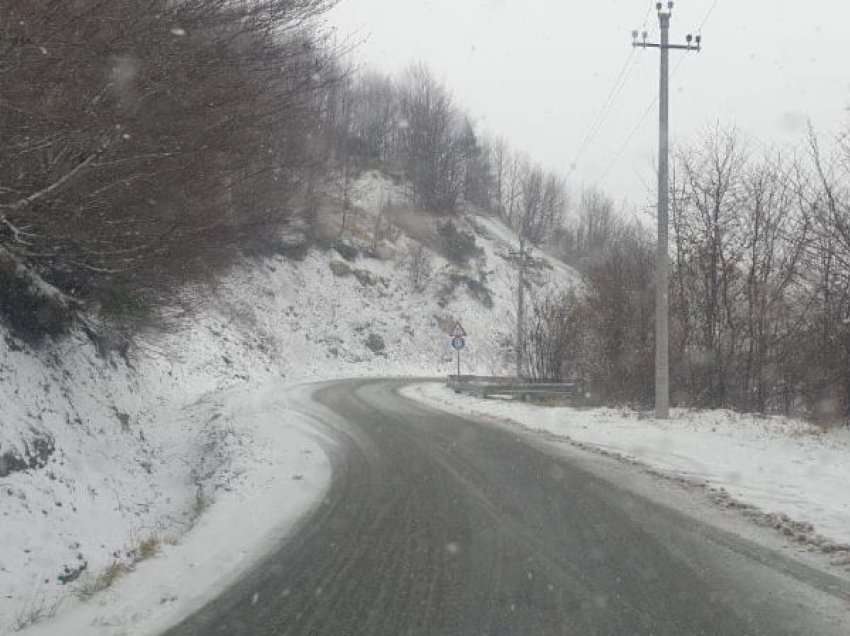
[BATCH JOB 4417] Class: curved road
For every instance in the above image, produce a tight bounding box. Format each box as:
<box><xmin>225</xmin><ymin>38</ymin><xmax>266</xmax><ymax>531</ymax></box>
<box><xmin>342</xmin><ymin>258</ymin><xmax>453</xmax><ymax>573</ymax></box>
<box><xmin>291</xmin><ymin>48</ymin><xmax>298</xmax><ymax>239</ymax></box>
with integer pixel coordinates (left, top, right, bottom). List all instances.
<box><xmin>165</xmin><ymin>379</ymin><xmax>850</xmax><ymax>635</ymax></box>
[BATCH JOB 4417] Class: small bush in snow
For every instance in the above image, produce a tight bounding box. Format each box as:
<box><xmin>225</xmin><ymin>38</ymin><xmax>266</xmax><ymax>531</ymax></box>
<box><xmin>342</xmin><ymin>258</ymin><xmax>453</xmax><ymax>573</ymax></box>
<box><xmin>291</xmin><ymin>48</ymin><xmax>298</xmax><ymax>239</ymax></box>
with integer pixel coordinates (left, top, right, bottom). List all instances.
<box><xmin>137</xmin><ymin>536</ymin><xmax>161</xmax><ymax>561</ymax></box>
<box><xmin>191</xmin><ymin>489</ymin><xmax>212</xmax><ymax>522</ymax></box>
<box><xmin>0</xmin><ymin>433</ymin><xmax>55</xmax><ymax>478</ymax></box>
<box><xmin>353</xmin><ymin>269</ymin><xmax>379</xmax><ymax>287</ymax></box>
<box><xmin>10</xmin><ymin>593</ymin><xmax>61</xmax><ymax>632</ymax></box>
<box><xmin>333</xmin><ymin>240</ymin><xmax>359</xmax><ymax>262</ymax></box>
<box><xmin>75</xmin><ymin>561</ymin><xmax>131</xmax><ymax>601</ymax></box>
<box><xmin>400</xmin><ymin>244</ymin><xmax>433</xmax><ymax>292</ymax></box>
<box><xmin>441</xmin><ymin>272</ymin><xmax>493</xmax><ymax>309</ymax></box>
<box><xmin>437</xmin><ymin>221</ymin><xmax>483</xmax><ymax>266</ymax></box>
<box><xmin>329</xmin><ymin>261</ymin><xmax>352</xmax><ymax>278</ymax></box>
<box><xmin>365</xmin><ymin>333</ymin><xmax>386</xmax><ymax>354</ymax></box>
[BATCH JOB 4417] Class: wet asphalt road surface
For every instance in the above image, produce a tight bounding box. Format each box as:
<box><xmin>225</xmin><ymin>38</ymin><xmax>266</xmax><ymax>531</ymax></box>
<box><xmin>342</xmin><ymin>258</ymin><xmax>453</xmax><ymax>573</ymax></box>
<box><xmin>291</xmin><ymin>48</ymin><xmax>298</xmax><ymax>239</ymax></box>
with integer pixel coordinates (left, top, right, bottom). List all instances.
<box><xmin>164</xmin><ymin>379</ymin><xmax>850</xmax><ymax>635</ymax></box>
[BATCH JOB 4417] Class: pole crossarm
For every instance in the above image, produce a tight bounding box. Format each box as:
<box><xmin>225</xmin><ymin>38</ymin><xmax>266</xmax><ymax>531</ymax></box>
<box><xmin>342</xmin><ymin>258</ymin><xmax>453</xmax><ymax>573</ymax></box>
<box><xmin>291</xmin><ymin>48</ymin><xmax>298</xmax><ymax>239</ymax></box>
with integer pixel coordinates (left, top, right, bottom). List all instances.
<box><xmin>632</xmin><ymin>2</ymin><xmax>703</xmax><ymax>53</ymax></box>
<box><xmin>634</xmin><ymin>43</ymin><xmax>700</xmax><ymax>51</ymax></box>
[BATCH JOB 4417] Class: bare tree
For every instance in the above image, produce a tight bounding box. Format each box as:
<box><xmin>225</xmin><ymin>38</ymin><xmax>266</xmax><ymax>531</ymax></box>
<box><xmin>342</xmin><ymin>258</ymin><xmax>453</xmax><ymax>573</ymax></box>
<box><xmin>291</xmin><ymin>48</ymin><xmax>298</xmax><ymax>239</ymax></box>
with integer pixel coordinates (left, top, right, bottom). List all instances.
<box><xmin>350</xmin><ymin>71</ymin><xmax>399</xmax><ymax>163</ymax></box>
<box><xmin>672</xmin><ymin>127</ymin><xmax>747</xmax><ymax>407</ymax></box>
<box><xmin>558</xmin><ymin>188</ymin><xmax>620</xmax><ymax>265</ymax></box>
<box><xmin>401</xmin><ymin>244</ymin><xmax>433</xmax><ymax>292</ymax></box>
<box><xmin>504</xmin><ymin>160</ymin><xmax>567</xmax><ymax>248</ymax></box>
<box><xmin>490</xmin><ymin>137</ymin><xmax>510</xmax><ymax>217</ymax></box>
<box><xmin>796</xmin><ymin>124</ymin><xmax>850</xmax><ymax>420</ymax></box>
<box><xmin>396</xmin><ymin>64</ymin><xmax>464</xmax><ymax>212</ymax></box>
<box><xmin>580</xmin><ymin>224</ymin><xmax>656</xmax><ymax>405</ymax></box>
<box><xmin>736</xmin><ymin>154</ymin><xmax>809</xmax><ymax>411</ymax></box>
<box><xmin>523</xmin><ymin>290</ymin><xmax>580</xmax><ymax>381</ymax></box>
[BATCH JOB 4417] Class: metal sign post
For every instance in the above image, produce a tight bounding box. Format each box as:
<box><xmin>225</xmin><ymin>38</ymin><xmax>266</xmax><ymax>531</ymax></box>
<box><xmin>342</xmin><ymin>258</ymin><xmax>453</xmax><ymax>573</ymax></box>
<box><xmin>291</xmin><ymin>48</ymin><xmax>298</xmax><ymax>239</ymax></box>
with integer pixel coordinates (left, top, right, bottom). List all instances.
<box><xmin>451</xmin><ymin>336</ymin><xmax>465</xmax><ymax>376</ymax></box>
<box><xmin>451</xmin><ymin>322</ymin><xmax>467</xmax><ymax>377</ymax></box>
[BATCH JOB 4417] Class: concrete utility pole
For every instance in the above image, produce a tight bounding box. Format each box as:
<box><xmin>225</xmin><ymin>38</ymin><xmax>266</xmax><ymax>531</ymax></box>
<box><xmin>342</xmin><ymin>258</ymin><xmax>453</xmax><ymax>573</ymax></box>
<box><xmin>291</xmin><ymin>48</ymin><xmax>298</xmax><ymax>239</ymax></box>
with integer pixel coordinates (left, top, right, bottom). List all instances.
<box><xmin>632</xmin><ymin>2</ymin><xmax>701</xmax><ymax>419</ymax></box>
<box><xmin>509</xmin><ymin>242</ymin><xmax>534</xmax><ymax>380</ymax></box>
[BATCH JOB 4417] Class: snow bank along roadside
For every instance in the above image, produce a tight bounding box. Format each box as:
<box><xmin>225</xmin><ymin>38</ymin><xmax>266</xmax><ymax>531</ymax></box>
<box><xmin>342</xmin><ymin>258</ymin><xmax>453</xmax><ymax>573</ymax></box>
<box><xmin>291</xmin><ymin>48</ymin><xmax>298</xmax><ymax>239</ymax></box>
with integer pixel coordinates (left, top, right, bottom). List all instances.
<box><xmin>20</xmin><ymin>382</ymin><xmax>332</xmax><ymax>636</ymax></box>
<box><xmin>403</xmin><ymin>383</ymin><xmax>850</xmax><ymax>562</ymax></box>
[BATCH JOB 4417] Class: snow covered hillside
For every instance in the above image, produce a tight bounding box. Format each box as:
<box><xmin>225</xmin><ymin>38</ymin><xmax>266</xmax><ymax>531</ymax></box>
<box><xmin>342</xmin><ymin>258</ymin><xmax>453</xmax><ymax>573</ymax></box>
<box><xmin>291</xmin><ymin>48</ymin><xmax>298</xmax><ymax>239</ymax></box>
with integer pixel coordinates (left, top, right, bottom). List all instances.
<box><xmin>0</xmin><ymin>170</ymin><xmax>577</xmax><ymax>633</ymax></box>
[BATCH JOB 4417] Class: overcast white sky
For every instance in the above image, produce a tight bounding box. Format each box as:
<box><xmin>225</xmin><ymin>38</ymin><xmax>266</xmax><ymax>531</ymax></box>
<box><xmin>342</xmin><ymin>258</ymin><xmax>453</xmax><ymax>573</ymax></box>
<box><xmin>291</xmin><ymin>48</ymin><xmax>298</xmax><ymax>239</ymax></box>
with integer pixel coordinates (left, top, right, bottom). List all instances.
<box><xmin>326</xmin><ymin>1</ymin><xmax>850</xmax><ymax>212</ymax></box>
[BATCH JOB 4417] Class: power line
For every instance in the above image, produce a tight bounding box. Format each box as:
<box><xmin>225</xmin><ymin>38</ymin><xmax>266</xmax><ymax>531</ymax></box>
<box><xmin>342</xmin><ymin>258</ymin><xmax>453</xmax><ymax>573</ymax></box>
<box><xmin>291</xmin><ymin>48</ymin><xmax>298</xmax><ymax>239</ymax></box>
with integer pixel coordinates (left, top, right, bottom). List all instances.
<box><xmin>698</xmin><ymin>0</ymin><xmax>720</xmax><ymax>32</ymax></box>
<box><xmin>598</xmin><ymin>0</ymin><xmax>718</xmax><ymax>182</ymax></box>
<box><xmin>598</xmin><ymin>55</ymin><xmax>686</xmax><ymax>182</ymax></box>
<box><xmin>567</xmin><ymin>1</ymin><xmax>656</xmax><ymax>175</ymax></box>
<box><xmin>569</xmin><ymin>51</ymin><xmax>637</xmax><ymax>172</ymax></box>
<box><xmin>641</xmin><ymin>0</ymin><xmax>654</xmax><ymax>30</ymax></box>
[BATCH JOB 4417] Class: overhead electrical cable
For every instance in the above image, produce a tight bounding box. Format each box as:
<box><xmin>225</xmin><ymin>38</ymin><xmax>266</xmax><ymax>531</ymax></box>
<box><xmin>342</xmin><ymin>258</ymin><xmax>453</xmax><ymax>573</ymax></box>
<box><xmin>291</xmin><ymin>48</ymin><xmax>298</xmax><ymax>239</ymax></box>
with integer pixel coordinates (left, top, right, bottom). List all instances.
<box><xmin>598</xmin><ymin>0</ymin><xmax>720</xmax><ymax>183</ymax></box>
<box><xmin>567</xmin><ymin>1</ymin><xmax>656</xmax><ymax>175</ymax></box>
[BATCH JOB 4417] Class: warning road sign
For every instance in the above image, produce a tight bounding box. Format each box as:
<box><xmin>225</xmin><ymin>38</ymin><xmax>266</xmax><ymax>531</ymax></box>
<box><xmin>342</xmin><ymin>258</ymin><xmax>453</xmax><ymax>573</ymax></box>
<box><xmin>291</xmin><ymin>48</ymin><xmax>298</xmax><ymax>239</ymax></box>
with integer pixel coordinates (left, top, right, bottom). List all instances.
<box><xmin>451</xmin><ymin>322</ymin><xmax>467</xmax><ymax>338</ymax></box>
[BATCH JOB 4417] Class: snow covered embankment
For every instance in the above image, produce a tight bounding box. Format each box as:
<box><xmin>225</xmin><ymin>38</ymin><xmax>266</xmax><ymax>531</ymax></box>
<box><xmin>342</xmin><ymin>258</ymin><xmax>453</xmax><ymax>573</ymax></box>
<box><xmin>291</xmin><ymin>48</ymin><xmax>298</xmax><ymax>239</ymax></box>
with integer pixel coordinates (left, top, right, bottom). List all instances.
<box><xmin>18</xmin><ymin>383</ymin><xmax>332</xmax><ymax>636</ymax></box>
<box><xmin>0</xmin><ymin>318</ymin><xmax>332</xmax><ymax>635</ymax></box>
<box><xmin>405</xmin><ymin>383</ymin><xmax>850</xmax><ymax>561</ymax></box>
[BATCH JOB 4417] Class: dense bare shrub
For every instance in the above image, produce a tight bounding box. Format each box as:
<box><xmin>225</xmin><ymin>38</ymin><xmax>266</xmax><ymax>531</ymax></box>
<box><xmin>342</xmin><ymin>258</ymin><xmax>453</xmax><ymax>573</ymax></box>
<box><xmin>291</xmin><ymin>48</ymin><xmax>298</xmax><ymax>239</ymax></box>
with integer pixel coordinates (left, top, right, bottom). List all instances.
<box><xmin>523</xmin><ymin>291</ymin><xmax>581</xmax><ymax>382</ymax></box>
<box><xmin>437</xmin><ymin>221</ymin><xmax>482</xmax><ymax>265</ymax></box>
<box><xmin>0</xmin><ymin>0</ymin><xmax>338</xmax><ymax>337</ymax></box>
<box><xmin>401</xmin><ymin>244</ymin><xmax>433</xmax><ymax>292</ymax></box>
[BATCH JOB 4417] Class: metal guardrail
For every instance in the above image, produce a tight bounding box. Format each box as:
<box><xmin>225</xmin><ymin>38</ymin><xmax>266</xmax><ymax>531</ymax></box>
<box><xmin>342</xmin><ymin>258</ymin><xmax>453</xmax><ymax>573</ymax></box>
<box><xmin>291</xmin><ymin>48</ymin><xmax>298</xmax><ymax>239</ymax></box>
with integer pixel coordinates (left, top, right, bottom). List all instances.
<box><xmin>447</xmin><ymin>375</ymin><xmax>578</xmax><ymax>402</ymax></box>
